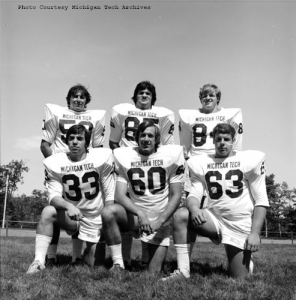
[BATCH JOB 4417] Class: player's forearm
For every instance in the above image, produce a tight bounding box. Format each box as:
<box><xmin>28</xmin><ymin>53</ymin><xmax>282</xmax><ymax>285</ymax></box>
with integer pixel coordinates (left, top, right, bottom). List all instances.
<box><xmin>158</xmin><ymin>190</ymin><xmax>182</xmax><ymax>225</ymax></box>
<box><xmin>116</xmin><ymin>194</ymin><xmax>142</xmax><ymax>216</ymax></box>
<box><xmin>250</xmin><ymin>206</ymin><xmax>267</xmax><ymax>235</ymax></box>
<box><xmin>186</xmin><ymin>196</ymin><xmax>202</xmax><ymax>214</ymax></box>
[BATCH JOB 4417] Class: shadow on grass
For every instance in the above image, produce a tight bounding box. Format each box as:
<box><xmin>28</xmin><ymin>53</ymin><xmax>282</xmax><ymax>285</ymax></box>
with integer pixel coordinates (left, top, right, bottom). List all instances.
<box><xmin>164</xmin><ymin>260</ymin><xmax>228</xmax><ymax>277</ymax></box>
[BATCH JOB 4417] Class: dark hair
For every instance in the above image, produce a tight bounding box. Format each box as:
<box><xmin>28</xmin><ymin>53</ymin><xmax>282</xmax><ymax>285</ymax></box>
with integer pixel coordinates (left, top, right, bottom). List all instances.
<box><xmin>199</xmin><ymin>83</ymin><xmax>221</xmax><ymax>104</ymax></box>
<box><xmin>131</xmin><ymin>81</ymin><xmax>157</xmax><ymax>106</ymax></box>
<box><xmin>65</xmin><ymin>125</ymin><xmax>91</xmax><ymax>150</ymax></box>
<box><xmin>66</xmin><ymin>84</ymin><xmax>91</xmax><ymax>108</ymax></box>
<box><xmin>135</xmin><ymin>120</ymin><xmax>161</xmax><ymax>151</ymax></box>
<box><xmin>211</xmin><ymin>123</ymin><xmax>235</xmax><ymax>140</ymax></box>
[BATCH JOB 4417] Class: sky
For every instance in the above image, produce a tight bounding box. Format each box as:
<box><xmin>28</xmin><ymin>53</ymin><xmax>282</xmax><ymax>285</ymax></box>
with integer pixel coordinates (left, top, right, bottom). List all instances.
<box><xmin>1</xmin><ymin>0</ymin><xmax>295</xmax><ymax>196</ymax></box>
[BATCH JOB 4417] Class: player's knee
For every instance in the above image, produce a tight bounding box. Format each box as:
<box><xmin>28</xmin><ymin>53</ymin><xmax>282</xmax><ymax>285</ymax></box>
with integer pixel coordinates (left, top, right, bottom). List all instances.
<box><xmin>173</xmin><ymin>207</ymin><xmax>189</xmax><ymax>228</ymax></box>
<box><xmin>40</xmin><ymin>205</ymin><xmax>57</xmax><ymax>224</ymax></box>
<box><xmin>101</xmin><ymin>204</ymin><xmax>117</xmax><ymax>223</ymax></box>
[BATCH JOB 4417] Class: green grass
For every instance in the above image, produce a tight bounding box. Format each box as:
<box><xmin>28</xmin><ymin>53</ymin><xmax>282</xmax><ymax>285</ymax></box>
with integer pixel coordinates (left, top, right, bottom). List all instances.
<box><xmin>1</xmin><ymin>237</ymin><xmax>296</xmax><ymax>300</ymax></box>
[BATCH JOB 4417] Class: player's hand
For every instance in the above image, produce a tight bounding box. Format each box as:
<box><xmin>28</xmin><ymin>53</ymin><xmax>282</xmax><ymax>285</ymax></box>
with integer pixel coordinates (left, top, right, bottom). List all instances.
<box><xmin>190</xmin><ymin>207</ymin><xmax>207</xmax><ymax>227</ymax></box>
<box><xmin>244</xmin><ymin>232</ymin><xmax>260</xmax><ymax>252</ymax></box>
<box><xmin>137</xmin><ymin>211</ymin><xmax>152</xmax><ymax>235</ymax></box>
<box><xmin>149</xmin><ymin>218</ymin><xmax>162</xmax><ymax>233</ymax></box>
<box><xmin>67</xmin><ymin>204</ymin><xmax>83</xmax><ymax>222</ymax></box>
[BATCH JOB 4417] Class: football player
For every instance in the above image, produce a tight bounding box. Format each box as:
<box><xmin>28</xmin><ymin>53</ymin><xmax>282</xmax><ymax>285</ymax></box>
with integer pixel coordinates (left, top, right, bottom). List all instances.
<box><xmin>162</xmin><ymin>123</ymin><xmax>269</xmax><ymax>281</ymax></box>
<box><xmin>27</xmin><ymin>125</ymin><xmax>114</xmax><ymax>274</ymax></box>
<box><xmin>109</xmin><ymin>81</ymin><xmax>175</xmax><ymax>268</ymax></box>
<box><xmin>179</xmin><ymin>83</ymin><xmax>243</xmax><ymax>206</ymax></box>
<box><xmin>40</xmin><ymin>84</ymin><xmax>106</xmax><ymax>266</ymax></box>
<box><xmin>102</xmin><ymin>120</ymin><xmax>184</xmax><ymax>273</ymax></box>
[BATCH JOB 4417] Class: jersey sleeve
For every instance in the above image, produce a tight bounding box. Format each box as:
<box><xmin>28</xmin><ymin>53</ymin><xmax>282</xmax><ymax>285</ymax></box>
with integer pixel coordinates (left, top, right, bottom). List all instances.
<box><xmin>43</xmin><ymin>158</ymin><xmax>63</xmax><ymax>203</ymax></box>
<box><xmin>178</xmin><ymin>110</ymin><xmax>192</xmax><ymax>158</ymax></box>
<box><xmin>113</xmin><ymin>151</ymin><xmax>129</xmax><ymax>185</ymax></box>
<box><xmin>160</xmin><ymin>110</ymin><xmax>175</xmax><ymax>145</ymax></box>
<box><xmin>247</xmin><ymin>152</ymin><xmax>269</xmax><ymax>207</ymax></box>
<box><xmin>230</xmin><ymin>109</ymin><xmax>243</xmax><ymax>150</ymax></box>
<box><xmin>187</xmin><ymin>158</ymin><xmax>206</xmax><ymax>201</ymax></box>
<box><xmin>92</xmin><ymin>111</ymin><xmax>106</xmax><ymax>148</ymax></box>
<box><xmin>100</xmin><ymin>152</ymin><xmax>115</xmax><ymax>203</ymax></box>
<box><xmin>109</xmin><ymin>106</ymin><xmax>123</xmax><ymax>143</ymax></box>
<box><xmin>41</xmin><ymin>104</ymin><xmax>58</xmax><ymax>144</ymax></box>
<box><xmin>168</xmin><ymin>146</ymin><xmax>185</xmax><ymax>184</ymax></box>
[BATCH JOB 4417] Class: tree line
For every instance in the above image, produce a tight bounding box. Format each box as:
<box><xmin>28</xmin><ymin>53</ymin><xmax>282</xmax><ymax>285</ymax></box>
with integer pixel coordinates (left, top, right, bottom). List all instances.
<box><xmin>1</xmin><ymin>160</ymin><xmax>295</xmax><ymax>235</ymax></box>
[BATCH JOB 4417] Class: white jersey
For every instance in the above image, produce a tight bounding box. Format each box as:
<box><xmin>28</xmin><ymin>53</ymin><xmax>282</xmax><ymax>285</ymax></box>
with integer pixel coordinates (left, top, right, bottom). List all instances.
<box><xmin>41</xmin><ymin>103</ymin><xmax>106</xmax><ymax>154</ymax></box>
<box><xmin>44</xmin><ymin>148</ymin><xmax>115</xmax><ymax>217</ymax></box>
<box><xmin>188</xmin><ymin>150</ymin><xmax>269</xmax><ymax>222</ymax></box>
<box><xmin>113</xmin><ymin>145</ymin><xmax>185</xmax><ymax>216</ymax></box>
<box><xmin>110</xmin><ymin>103</ymin><xmax>175</xmax><ymax>147</ymax></box>
<box><xmin>179</xmin><ymin>108</ymin><xmax>243</xmax><ymax>158</ymax></box>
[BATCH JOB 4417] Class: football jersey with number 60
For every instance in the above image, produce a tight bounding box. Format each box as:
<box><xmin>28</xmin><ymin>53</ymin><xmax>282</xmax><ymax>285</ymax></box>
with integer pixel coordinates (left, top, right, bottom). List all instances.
<box><xmin>113</xmin><ymin>145</ymin><xmax>185</xmax><ymax>216</ymax></box>
<box><xmin>43</xmin><ymin>148</ymin><xmax>115</xmax><ymax>217</ymax></box>
<box><xmin>188</xmin><ymin>150</ymin><xmax>269</xmax><ymax>225</ymax></box>
<box><xmin>110</xmin><ymin>103</ymin><xmax>175</xmax><ymax>147</ymax></box>
<box><xmin>179</xmin><ymin>108</ymin><xmax>243</xmax><ymax>158</ymax></box>
<box><xmin>41</xmin><ymin>104</ymin><xmax>106</xmax><ymax>154</ymax></box>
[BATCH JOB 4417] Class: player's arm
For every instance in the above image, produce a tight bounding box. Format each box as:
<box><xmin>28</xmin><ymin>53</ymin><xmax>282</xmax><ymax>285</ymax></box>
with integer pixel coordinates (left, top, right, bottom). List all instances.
<box><xmin>50</xmin><ymin>196</ymin><xmax>83</xmax><ymax>221</ymax></box>
<box><xmin>231</xmin><ymin>109</ymin><xmax>243</xmax><ymax>150</ymax></box>
<box><xmin>186</xmin><ymin>164</ymin><xmax>208</xmax><ymax>226</ymax></box>
<box><xmin>92</xmin><ymin>112</ymin><xmax>106</xmax><ymax>148</ymax></box>
<box><xmin>115</xmin><ymin>182</ymin><xmax>151</xmax><ymax>233</ymax></box>
<box><xmin>245</xmin><ymin>206</ymin><xmax>266</xmax><ymax>252</ymax></box>
<box><xmin>150</xmin><ymin>182</ymin><xmax>182</xmax><ymax>232</ymax></box>
<box><xmin>178</xmin><ymin>111</ymin><xmax>192</xmax><ymax>158</ymax></box>
<box><xmin>245</xmin><ymin>154</ymin><xmax>269</xmax><ymax>251</ymax></box>
<box><xmin>109</xmin><ymin>107</ymin><xmax>122</xmax><ymax>150</ymax></box>
<box><xmin>44</xmin><ymin>164</ymin><xmax>82</xmax><ymax>220</ymax></box>
<box><xmin>40</xmin><ymin>139</ymin><xmax>53</xmax><ymax>158</ymax></box>
<box><xmin>160</xmin><ymin>111</ymin><xmax>175</xmax><ymax>145</ymax></box>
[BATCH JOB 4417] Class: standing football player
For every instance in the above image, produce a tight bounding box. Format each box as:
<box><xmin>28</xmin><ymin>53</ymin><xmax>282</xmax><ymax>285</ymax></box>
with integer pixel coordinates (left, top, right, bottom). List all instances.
<box><xmin>179</xmin><ymin>83</ymin><xmax>243</xmax><ymax>206</ymax></box>
<box><xmin>102</xmin><ymin>120</ymin><xmax>184</xmax><ymax>273</ymax></box>
<box><xmin>162</xmin><ymin>123</ymin><xmax>269</xmax><ymax>280</ymax></box>
<box><xmin>40</xmin><ymin>84</ymin><xmax>106</xmax><ymax>266</ymax></box>
<box><xmin>109</xmin><ymin>80</ymin><xmax>175</xmax><ymax>268</ymax></box>
<box><xmin>27</xmin><ymin>125</ymin><xmax>114</xmax><ymax>274</ymax></box>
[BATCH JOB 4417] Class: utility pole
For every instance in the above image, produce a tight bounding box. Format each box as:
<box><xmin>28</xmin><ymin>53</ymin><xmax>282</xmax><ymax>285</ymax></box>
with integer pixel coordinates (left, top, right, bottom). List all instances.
<box><xmin>2</xmin><ymin>169</ymin><xmax>10</xmax><ymax>229</ymax></box>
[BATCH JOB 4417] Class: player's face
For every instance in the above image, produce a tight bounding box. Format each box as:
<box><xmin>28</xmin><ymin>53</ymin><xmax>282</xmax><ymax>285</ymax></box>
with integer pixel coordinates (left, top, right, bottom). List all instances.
<box><xmin>67</xmin><ymin>133</ymin><xmax>86</xmax><ymax>158</ymax></box>
<box><xmin>135</xmin><ymin>89</ymin><xmax>153</xmax><ymax>110</ymax></box>
<box><xmin>69</xmin><ymin>91</ymin><xmax>87</xmax><ymax>112</ymax></box>
<box><xmin>213</xmin><ymin>133</ymin><xmax>234</xmax><ymax>158</ymax></box>
<box><xmin>138</xmin><ymin>126</ymin><xmax>156</xmax><ymax>155</ymax></box>
<box><xmin>200</xmin><ymin>90</ymin><xmax>219</xmax><ymax>114</ymax></box>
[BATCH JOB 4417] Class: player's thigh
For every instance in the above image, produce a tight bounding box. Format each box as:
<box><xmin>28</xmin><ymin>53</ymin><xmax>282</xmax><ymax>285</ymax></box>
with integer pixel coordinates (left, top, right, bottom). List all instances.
<box><xmin>188</xmin><ymin>210</ymin><xmax>219</xmax><ymax>240</ymax></box>
<box><xmin>147</xmin><ymin>243</ymin><xmax>167</xmax><ymax>273</ymax></box>
<box><xmin>56</xmin><ymin>210</ymin><xmax>79</xmax><ymax>233</ymax></box>
<box><xmin>104</xmin><ymin>203</ymin><xmax>139</xmax><ymax>232</ymax></box>
<box><xmin>224</xmin><ymin>244</ymin><xmax>251</xmax><ymax>278</ymax></box>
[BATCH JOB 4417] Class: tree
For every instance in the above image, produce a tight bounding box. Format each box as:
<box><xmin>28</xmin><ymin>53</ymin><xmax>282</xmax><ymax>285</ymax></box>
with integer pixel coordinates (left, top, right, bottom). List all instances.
<box><xmin>0</xmin><ymin>160</ymin><xmax>29</xmax><ymax>221</ymax></box>
<box><xmin>0</xmin><ymin>160</ymin><xmax>29</xmax><ymax>195</ymax></box>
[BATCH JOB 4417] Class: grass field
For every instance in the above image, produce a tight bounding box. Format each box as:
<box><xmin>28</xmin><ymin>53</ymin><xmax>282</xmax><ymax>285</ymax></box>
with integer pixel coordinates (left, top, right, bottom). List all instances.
<box><xmin>1</xmin><ymin>236</ymin><xmax>295</xmax><ymax>300</ymax></box>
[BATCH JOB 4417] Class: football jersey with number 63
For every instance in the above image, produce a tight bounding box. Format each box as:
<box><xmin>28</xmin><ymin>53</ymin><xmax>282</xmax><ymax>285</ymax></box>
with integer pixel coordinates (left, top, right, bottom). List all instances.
<box><xmin>188</xmin><ymin>150</ymin><xmax>269</xmax><ymax>225</ymax></box>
